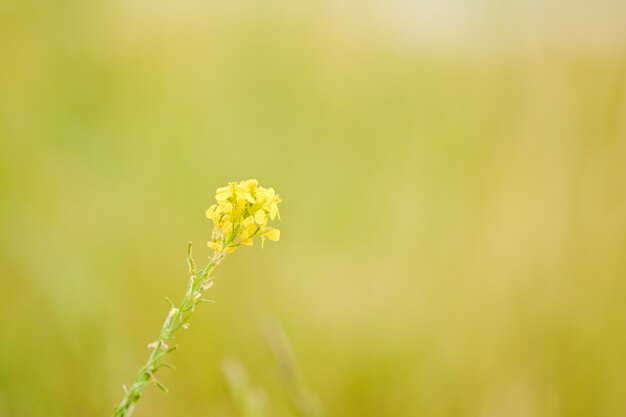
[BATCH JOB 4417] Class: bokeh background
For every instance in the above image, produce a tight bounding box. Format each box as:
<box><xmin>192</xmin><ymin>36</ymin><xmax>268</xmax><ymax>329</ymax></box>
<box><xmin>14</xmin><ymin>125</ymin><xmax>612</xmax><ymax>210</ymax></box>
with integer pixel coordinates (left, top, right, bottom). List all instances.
<box><xmin>1</xmin><ymin>1</ymin><xmax>626</xmax><ymax>416</ymax></box>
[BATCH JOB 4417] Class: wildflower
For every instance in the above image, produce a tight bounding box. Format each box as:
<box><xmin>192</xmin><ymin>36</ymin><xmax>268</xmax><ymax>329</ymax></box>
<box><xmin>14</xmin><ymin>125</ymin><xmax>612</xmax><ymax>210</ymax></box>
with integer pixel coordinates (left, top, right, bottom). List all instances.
<box><xmin>206</xmin><ymin>179</ymin><xmax>281</xmax><ymax>253</ymax></box>
<box><xmin>113</xmin><ymin>180</ymin><xmax>282</xmax><ymax>417</ymax></box>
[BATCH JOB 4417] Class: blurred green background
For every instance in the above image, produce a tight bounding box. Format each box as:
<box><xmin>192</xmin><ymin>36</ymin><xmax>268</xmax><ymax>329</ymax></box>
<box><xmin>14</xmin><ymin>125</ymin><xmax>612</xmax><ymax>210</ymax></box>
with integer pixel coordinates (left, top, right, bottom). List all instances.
<box><xmin>1</xmin><ymin>1</ymin><xmax>626</xmax><ymax>416</ymax></box>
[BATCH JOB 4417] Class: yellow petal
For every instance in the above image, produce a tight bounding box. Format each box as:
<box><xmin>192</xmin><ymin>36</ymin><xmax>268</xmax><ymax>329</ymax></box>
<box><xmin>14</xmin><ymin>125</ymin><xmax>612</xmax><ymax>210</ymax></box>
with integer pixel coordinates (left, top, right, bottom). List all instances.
<box><xmin>239</xmin><ymin>230</ymin><xmax>254</xmax><ymax>246</ymax></box>
<box><xmin>208</xmin><ymin>240</ymin><xmax>222</xmax><ymax>251</ymax></box>
<box><xmin>206</xmin><ymin>205</ymin><xmax>219</xmax><ymax>223</ymax></box>
<box><xmin>216</xmin><ymin>186</ymin><xmax>230</xmax><ymax>193</ymax></box>
<box><xmin>222</xmin><ymin>222</ymin><xmax>233</xmax><ymax>237</ymax></box>
<box><xmin>269</xmin><ymin>203</ymin><xmax>278</xmax><ymax>220</ymax></box>
<box><xmin>257</xmin><ymin>191</ymin><xmax>266</xmax><ymax>201</ymax></box>
<box><xmin>264</xmin><ymin>228</ymin><xmax>280</xmax><ymax>241</ymax></box>
<box><xmin>216</xmin><ymin>190</ymin><xmax>231</xmax><ymax>201</ymax></box>
<box><xmin>235</xmin><ymin>188</ymin><xmax>247</xmax><ymax>200</ymax></box>
<box><xmin>254</xmin><ymin>209</ymin><xmax>267</xmax><ymax>225</ymax></box>
<box><xmin>245</xmin><ymin>222</ymin><xmax>257</xmax><ymax>234</ymax></box>
<box><xmin>240</xmin><ymin>179</ymin><xmax>258</xmax><ymax>191</ymax></box>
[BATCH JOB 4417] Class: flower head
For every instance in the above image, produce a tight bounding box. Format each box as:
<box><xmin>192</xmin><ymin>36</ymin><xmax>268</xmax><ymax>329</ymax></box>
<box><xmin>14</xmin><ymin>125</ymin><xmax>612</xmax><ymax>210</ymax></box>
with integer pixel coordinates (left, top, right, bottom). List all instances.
<box><xmin>206</xmin><ymin>179</ymin><xmax>281</xmax><ymax>254</ymax></box>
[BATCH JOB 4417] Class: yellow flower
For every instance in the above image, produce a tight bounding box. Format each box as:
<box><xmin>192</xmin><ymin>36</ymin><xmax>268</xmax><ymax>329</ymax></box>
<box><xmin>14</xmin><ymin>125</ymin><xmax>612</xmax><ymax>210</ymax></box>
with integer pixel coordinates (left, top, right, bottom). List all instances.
<box><xmin>206</xmin><ymin>179</ymin><xmax>281</xmax><ymax>255</ymax></box>
<box><xmin>266</xmin><ymin>189</ymin><xmax>281</xmax><ymax>220</ymax></box>
<box><xmin>205</xmin><ymin>205</ymin><xmax>220</xmax><ymax>224</ymax></box>
<box><xmin>215</xmin><ymin>185</ymin><xmax>233</xmax><ymax>201</ymax></box>
<box><xmin>236</xmin><ymin>179</ymin><xmax>258</xmax><ymax>204</ymax></box>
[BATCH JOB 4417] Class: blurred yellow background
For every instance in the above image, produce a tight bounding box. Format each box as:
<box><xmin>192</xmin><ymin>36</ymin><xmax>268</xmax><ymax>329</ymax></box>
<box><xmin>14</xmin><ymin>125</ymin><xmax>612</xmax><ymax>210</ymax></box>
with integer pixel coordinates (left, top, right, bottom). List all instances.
<box><xmin>1</xmin><ymin>1</ymin><xmax>626</xmax><ymax>416</ymax></box>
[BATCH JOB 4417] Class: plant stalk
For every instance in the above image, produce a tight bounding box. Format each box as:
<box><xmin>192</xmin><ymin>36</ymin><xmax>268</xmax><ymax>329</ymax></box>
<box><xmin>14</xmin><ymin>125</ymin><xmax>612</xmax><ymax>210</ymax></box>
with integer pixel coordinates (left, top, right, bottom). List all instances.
<box><xmin>113</xmin><ymin>247</ymin><xmax>225</xmax><ymax>417</ymax></box>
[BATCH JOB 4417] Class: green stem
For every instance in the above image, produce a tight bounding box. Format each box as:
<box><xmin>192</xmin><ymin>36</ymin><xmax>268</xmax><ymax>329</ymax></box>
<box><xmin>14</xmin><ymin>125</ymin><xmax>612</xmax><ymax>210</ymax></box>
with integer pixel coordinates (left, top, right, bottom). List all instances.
<box><xmin>113</xmin><ymin>250</ymin><xmax>225</xmax><ymax>417</ymax></box>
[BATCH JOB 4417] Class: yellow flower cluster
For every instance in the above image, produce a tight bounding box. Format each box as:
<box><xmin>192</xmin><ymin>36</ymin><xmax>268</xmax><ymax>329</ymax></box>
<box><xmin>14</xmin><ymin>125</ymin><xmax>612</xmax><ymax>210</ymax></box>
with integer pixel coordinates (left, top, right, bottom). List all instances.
<box><xmin>206</xmin><ymin>179</ymin><xmax>281</xmax><ymax>254</ymax></box>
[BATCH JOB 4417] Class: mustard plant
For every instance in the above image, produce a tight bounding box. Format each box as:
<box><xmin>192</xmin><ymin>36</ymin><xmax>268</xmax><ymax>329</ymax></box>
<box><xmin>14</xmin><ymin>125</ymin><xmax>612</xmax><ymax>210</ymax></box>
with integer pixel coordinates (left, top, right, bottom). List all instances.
<box><xmin>113</xmin><ymin>179</ymin><xmax>281</xmax><ymax>417</ymax></box>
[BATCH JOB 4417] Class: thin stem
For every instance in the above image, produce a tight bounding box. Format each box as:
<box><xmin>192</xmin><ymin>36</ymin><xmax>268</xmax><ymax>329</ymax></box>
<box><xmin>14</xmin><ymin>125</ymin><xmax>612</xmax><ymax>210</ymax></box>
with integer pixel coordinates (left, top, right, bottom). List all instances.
<box><xmin>113</xmin><ymin>249</ymin><xmax>225</xmax><ymax>417</ymax></box>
